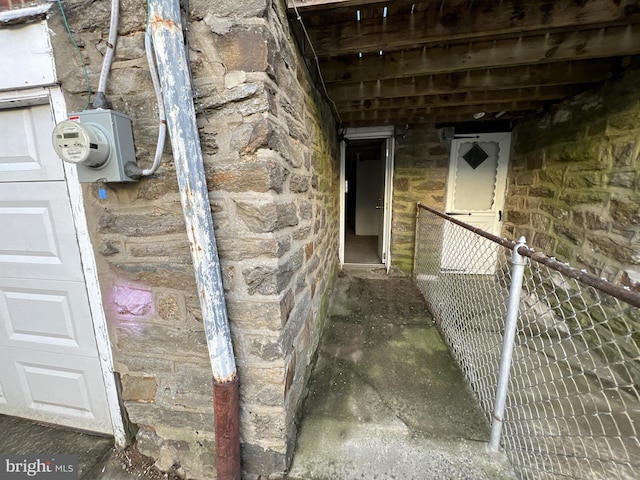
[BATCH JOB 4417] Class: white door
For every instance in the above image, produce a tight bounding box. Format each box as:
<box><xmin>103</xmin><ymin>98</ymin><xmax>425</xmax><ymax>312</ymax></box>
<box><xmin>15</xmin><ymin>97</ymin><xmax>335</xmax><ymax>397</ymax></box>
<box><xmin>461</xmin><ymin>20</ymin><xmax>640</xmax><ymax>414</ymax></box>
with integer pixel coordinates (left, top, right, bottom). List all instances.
<box><xmin>0</xmin><ymin>102</ymin><xmax>112</xmax><ymax>433</ymax></box>
<box><xmin>442</xmin><ymin>132</ymin><xmax>511</xmax><ymax>273</ymax></box>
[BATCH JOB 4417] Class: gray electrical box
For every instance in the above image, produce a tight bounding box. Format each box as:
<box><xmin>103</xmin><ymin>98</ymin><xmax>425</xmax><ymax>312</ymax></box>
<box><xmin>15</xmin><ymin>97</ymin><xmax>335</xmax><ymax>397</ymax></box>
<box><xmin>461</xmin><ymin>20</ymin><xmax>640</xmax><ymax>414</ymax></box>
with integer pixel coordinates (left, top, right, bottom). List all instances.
<box><xmin>52</xmin><ymin>109</ymin><xmax>137</xmax><ymax>183</ymax></box>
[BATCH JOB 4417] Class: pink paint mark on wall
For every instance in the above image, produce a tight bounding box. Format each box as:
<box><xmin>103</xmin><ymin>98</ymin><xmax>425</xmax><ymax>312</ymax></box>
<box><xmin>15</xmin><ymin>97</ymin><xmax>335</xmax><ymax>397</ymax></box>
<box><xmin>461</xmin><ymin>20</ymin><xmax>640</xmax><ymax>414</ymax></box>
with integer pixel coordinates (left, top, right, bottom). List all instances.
<box><xmin>110</xmin><ymin>284</ymin><xmax>154</xmax><ymax>319</ymax></box>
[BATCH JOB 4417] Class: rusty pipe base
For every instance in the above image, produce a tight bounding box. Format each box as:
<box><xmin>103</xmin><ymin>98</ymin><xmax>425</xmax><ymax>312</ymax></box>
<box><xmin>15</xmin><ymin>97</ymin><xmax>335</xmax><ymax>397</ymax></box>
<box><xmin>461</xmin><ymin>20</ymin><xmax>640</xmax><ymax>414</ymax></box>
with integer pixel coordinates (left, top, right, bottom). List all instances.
<box><xmin>214</xmin><ymin>376</ymin><xmax>241</xmax><ymax>480</ymax></box>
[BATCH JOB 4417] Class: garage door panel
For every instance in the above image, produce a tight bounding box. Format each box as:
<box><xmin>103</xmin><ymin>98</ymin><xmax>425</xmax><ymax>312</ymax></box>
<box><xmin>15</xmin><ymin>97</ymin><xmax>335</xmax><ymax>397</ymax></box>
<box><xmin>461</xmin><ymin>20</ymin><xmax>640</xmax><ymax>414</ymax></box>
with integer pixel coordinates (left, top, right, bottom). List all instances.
<box><xmin>0</xmin><ymin>348</ymin><xmax>111</xmax><ymax>434</ymax></box>
<box><xmin>0</xmin><ymin>278</ymin><xmax>97</xmax><ymax>356</ymax></box>
<box><xmin>0</xmin><ymin>182</ymin><xmax>83</xmax><ymax>281</ymax></box>
<box><xmin>0</xmin><ymin>104</ymin><xmax>65</xmax><ymax>182</ymax></box>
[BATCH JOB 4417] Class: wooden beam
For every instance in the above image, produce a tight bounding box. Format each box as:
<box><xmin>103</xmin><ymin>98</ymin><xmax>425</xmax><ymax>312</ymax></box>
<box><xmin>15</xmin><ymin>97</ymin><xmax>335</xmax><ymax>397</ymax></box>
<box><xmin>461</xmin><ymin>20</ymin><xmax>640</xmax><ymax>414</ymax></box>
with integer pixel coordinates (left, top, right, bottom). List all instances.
<box><xmin>325</xmin><ymin>59</ymin><xmax>617</xmax><ymax>102</ymax></box>
<box><xmin>338</xmin><ymin>100</ymin><xmax>546</xmax><ymax>125</ymax></box>
<box><xmin>306</xmin><ymin>0</ymin><xmax>640</xmax><ymax>57</ymax></box>
<box><xmin>288</xmin><ymin>0</ymin><xmax>389</xmax><ymax>12</ymax></box>
<box><xmin>335</xmin><ymin>85</ymin><xmax>583</xmax><ymax>113</ymax></box>
<box><xmin>320</xmin><ymin>24</ymin><xmax>640</xmax><ymax>83</ymax></box>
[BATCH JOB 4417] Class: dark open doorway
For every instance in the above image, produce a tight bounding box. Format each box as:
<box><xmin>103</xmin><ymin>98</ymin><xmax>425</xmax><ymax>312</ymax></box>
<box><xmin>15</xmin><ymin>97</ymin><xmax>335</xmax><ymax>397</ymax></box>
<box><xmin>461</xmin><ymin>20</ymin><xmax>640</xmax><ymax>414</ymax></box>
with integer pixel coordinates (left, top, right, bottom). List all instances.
<box><xmin>344</xmin><ymin>138</ymin><xmax>386</xmax><ymax>264</ymax></box>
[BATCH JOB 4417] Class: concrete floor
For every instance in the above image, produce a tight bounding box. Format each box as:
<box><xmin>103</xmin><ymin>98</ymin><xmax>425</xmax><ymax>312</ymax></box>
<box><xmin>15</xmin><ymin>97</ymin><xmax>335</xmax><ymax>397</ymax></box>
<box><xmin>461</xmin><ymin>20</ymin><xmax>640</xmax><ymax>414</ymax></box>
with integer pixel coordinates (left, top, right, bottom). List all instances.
<box><xmin>286</xmin><ymin>267</ymin><xmax>516</xmax><ymax>480</ymax></box>
<box><xmin>0</xmin><ymin>415</ymin><xmax>172</xmax><ymax>479</ymax></box>
<box><xmin>0</xmin><ymin>267</ymin><xmax>516</xmax><ymax>480</ymax></box>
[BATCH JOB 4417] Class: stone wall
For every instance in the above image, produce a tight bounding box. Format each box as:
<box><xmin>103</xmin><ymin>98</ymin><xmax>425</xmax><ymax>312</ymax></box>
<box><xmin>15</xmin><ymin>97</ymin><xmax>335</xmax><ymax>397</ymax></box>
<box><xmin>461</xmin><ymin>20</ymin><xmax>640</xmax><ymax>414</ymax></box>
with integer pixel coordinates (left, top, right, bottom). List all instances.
<box><xmin>48</xmin><ymin>0</ymin><xmax>339</xmax><ymax>478</ymax></box>
<box><xmin>506</xmin><ymin>68</ymin><xmax>640</xmax><ymax>291</ymax></box>
<box><xmin>391</xmin><ymin>127</ymin><xmax>449</xmax><ymax>273</ymax></box>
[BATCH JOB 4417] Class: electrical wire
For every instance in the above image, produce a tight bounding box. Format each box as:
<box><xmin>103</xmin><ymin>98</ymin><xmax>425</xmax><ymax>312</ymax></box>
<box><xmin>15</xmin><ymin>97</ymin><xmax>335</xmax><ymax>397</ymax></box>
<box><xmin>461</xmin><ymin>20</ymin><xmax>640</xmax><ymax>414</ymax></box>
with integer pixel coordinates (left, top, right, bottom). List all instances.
<box><xmin>56</xmin><ymin>0</ymin><xmax>92</xmax><ymax>109</ymax></box>
<box><xmin>291</xmin><ymin>1</ymin><xmax>342</xmax><ymax>127</ymax></box>
<box><xmin>143</xmin><ymin>21</ymin><xmax>167</xmax><ymax>176</ymax></box>
<box><xmin>93</xmin><ymin>0</ymin><xmax>120</xmax><ymax>109</ymax></box>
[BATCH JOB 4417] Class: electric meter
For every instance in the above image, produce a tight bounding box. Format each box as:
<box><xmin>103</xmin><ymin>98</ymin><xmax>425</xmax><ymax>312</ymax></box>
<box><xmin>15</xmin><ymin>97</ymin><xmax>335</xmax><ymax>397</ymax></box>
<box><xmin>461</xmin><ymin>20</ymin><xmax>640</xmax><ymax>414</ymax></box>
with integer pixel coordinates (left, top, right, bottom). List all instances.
<box><xmin>51</xmin><ymin>109</ymin><xmax>138</xmax><ymax>183</ymax></box>
<box><xmin>52</xmin><ymin>120</ymin><xmax>110</xmax><ymax>167</ymax></box>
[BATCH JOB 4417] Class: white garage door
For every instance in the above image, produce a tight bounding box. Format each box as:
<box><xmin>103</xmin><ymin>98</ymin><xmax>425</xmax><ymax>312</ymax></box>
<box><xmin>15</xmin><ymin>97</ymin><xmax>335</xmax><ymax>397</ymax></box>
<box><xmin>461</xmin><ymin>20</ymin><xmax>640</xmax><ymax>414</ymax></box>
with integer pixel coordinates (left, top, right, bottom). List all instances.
<box><xmin>0</xmin><ymin>102</ymin><xmax>112</xmax><ymax>433</ymax></box>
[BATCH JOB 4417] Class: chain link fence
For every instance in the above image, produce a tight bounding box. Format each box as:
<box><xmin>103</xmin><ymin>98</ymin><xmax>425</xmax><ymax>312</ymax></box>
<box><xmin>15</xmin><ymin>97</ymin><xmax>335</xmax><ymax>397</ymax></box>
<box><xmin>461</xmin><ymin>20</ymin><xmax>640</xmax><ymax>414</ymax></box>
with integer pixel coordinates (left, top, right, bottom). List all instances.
<box><xmin>413</xmin><ymin>204</ymin><xmax>640</xmax><ymax>480</ymax></box>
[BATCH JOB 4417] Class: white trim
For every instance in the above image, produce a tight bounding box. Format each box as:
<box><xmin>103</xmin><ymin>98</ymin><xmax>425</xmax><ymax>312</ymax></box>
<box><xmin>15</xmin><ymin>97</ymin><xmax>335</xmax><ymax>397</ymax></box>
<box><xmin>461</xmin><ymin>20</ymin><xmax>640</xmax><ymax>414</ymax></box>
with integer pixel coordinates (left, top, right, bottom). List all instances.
<box><xmin>49</xmin><ymin>87</ymin><xmax>126</xmax><ymax>447</ymax></box>
<box><xmin>0</xmin><ymin>88</ymin><xmax>51</xmax><ymax>109</ymax></box>
<box><xmin>383</xmin><ymin>136</ymin><xmax>395</xmax><ymax>273</ymax></box>
<box><xmin>344</xmin><ymin>126</ymin><xmax>394</xmax><ymax>140</ymax></box>
<box><xmin>340</xmin><ymin>126</ymin><xmax>395</xmax><ymax>270</ymax></box>
<box><xmin>0</xmin><ymin>3</ymin><xmax>52</xmax><ymax>23</ymax></box>
<box><xmin>339</xmin><ymin>141</ymin><xmax>346</xmax><ymax>267</ymax></box>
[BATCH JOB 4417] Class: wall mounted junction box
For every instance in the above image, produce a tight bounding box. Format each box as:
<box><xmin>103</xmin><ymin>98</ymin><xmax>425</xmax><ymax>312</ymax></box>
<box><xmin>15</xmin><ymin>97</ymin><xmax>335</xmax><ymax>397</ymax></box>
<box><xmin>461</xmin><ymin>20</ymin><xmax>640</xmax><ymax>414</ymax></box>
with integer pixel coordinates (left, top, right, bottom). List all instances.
<box><xmin>52</xmin><ymin>109</ymin><xmax>137</xmax><ymax>183</ymax></box>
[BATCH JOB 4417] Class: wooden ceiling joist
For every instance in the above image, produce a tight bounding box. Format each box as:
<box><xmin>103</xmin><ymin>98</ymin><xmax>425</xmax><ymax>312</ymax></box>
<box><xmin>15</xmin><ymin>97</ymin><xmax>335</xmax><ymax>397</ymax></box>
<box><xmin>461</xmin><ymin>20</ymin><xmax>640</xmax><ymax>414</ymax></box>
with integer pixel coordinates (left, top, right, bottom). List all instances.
<box><xmin>320</xmin><ymin>24</ymin><xmax>640</xmax><ymax>83</ymax></box>
<box><xmin>306</xmin><ymin>0</ymin><xmax>640</xmax><ymax>57</ymax></box>
<box><xmin>288</xmin><ymin>0</ymin><xmax>388</xmax><ymax>12</ymax></box>
<box><xmin>339</xmin><ymin>100</ymin><xmax>547</xmax><ymax>123</ymax></box>
<box><xmin>326</xmin><ymin>59</ymin><xmax>617</xmax><ymax>102</ymax></box>
<box><xmin>335</xmin><ymin>85</ymin><xmax>584</xmax><ymax>113</ymax></box>
<box><xmin>288</xmin><ymin>0</ymin><xmax>640</xmax><ymax>127</ymax></box>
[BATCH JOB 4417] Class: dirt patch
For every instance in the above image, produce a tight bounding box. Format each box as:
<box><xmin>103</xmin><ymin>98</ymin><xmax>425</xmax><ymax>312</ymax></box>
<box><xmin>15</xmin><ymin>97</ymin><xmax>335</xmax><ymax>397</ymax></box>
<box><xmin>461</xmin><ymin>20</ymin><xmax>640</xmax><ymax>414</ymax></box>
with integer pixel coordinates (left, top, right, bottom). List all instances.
<box><xmin>111</xmin><ymin>446</ymin><xmax>183</xmax><ymax>480</ymax></box>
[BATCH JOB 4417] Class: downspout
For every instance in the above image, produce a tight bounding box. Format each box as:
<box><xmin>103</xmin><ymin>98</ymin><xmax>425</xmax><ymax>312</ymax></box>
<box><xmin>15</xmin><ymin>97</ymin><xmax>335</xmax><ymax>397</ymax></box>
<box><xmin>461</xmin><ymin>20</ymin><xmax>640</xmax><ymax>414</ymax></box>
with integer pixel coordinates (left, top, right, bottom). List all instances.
<box><xmin>148</xmin><ymin>1</ymin><xmax>240</xmax><ymax>479</ymax></box>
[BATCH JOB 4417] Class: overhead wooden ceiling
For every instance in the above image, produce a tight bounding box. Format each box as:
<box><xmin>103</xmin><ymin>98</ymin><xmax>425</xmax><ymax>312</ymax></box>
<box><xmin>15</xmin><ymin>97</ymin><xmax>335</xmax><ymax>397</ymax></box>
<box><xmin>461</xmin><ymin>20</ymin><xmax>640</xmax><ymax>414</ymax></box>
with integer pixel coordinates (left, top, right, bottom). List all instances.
<box><xmin>287</xmin><ymin>0</ymin><xmax>640</xmax><ymax>128</ymax></box>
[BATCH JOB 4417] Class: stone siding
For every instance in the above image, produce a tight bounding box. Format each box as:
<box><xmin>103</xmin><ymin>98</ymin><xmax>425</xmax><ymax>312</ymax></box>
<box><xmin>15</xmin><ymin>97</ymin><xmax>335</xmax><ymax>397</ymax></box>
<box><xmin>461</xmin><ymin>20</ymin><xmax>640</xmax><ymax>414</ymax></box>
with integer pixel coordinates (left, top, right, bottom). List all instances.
<box><xmin>507</xmin><ymin>68</ymin><xmax>640</xmax><ymax>291</ymax></box>
<box><xmin>48</xmin><ymin>0</ymin><xmax>339</xmax><ymax>478</ymax></box>
<box><xmin>391</xmin><ymin>127</ymin><xmax>449</xmax><ymax>273</ymax></box>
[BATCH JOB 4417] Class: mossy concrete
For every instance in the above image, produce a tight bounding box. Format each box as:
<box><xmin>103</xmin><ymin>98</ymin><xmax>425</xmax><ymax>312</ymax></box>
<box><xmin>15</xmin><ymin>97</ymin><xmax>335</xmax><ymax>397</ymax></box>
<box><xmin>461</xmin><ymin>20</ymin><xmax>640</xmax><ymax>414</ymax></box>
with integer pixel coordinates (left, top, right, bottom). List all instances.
<box><xmin>286</xmin><ymin>268</ymin><xmax>515</xmax><ymax>480</ymax></box>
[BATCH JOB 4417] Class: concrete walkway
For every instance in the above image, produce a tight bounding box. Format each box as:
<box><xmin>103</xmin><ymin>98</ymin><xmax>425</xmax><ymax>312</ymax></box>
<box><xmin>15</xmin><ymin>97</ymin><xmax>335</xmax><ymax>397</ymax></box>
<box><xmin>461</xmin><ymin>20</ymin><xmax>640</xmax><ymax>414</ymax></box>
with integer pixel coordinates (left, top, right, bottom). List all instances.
<box><xmin>0</xmin><ymin>415</ymin><xmax>175</xmax><ymax>479</ymax></box>
<box><xmin>286</xmin><ymin>267</ymin><xmax>515</xmax><ymax>480</ymax></box>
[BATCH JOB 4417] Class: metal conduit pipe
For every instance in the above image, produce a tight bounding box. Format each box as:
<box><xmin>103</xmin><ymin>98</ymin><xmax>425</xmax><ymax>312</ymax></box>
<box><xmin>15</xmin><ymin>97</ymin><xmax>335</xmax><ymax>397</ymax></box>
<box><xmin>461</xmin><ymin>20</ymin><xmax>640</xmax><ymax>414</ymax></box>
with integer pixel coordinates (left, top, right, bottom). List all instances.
<box><xmin>93</xmin><ymin>0</ymin><xmax>119</xmax><ymax>109</ymax></box>
<box><xmin>148</xmin><ymin>1</ymin><xmax>240</xmax><ymax>478</ymax></box>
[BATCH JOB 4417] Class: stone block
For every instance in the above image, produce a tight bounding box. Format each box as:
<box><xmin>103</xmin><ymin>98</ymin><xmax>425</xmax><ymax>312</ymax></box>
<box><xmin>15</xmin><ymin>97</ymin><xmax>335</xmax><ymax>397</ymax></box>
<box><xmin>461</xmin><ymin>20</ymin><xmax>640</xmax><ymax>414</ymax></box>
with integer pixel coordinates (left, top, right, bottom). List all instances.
<box><xmin>532</xmin><ymin>232</ymin><xmax>556</xmax><ymax>253</ymax></box>
<box><xmin>589</xmin><ymin>235</ymin><xmax>640</xmax><ymax>265</ymax></box>
<box><xmin>241</xmin><ymin>443</ymin><xmax>287</xmax><ymax>477</ymax></box>
<box><xmin>610</xmin><ymin>198</ymin><xmax>640</xmax><ymax>226</ymax></box>
<box><xmin>612</xmin><ymin>140</ymin><xmax>637</xmax><ymax>168</ymax></box>
<box><xmin>538</xmin><ymin>167</ymin><xmax>564</xmax><ymax>186</ymax></box>
<box><xmin>289</xmin><ymin>174</ymin><xmax>310</xmax><ymax>193</ymax></box>
<box><xmin>531</xmin><ymin>213</ymin><xmax>551</xmax><ymax>231</ymax></box>
<box><xmin>99</xmin><ymin>211</ymin><xmax>185</xmax><ymax>237</ymax></box>
<box><xmin>564</xmin><ymin>172</ymin><xmax>602</xmax><ymax>189</ymax></box>
<box><xmin>237</xmin><ymin>365</ymin><xmax>284</xmax><ymax>406</ymax></box>
<box><xmin>516</xmin><ymin>171</ymin><xmax>535</xmax><ymax>186</ymax></box>
<box><xmin>217</xmin><ymin>235</ymin><xmax>290</xmax><ymax>261</ymax></box>
<box><xmin>121</xmin><ymin>374</ymin><xmax>157</xmax><ymax>403</ymax></box>
<box><xmin>553</xmin><ymin>224</ymin><xmax>584</xmax><ymax>245</ymax></box>
<box><xmin>242</xmin><ymin>265</ymin><xmax>279</xmax><ymax>295</ymax></box>
<box><xmin>99</xmin><ymin>239</ymin><xmax>122</xmax><ymax>257</ymax></box>
<box><xmin>112</xmin><ymin>263</ymin><xmax>197</xmax><ymax>290</ymax></box>
<box><xmin>528</xmin><ymin>186</ymin><xmax>555</xmax><ymax>198</ymax></box>
<box><xmin>125</xmin><ymin>403</ymin><xmax>214</xmax><ymax>437</ymax></box>
<box><xmin>115</xmin><ymin>321</ymin><xmax>208</xmax><ymax>357</ymax></box>
<box><xmin>558</xmin><ymin>191</ymin><xmax>610</xmax><ymax>206</ymax></box>
<box><xmin>572</xmin><ymin>211</ymin><xmax>608</xmax><ymax>232</ymax></box>
<box><xmin>246</xmin><ymin>333</ymin><xmax>283</xmax><ymax>361</ymax></box>
<box><xmin>225</xmin><ymin>298</ymin><xmax>283</xmax><ymax>332</ymax></box>
<box><xmin>240</xmin><ymin>405</ymin><xmax>286</xmax><ymax>449</ymax></box>
<box><xmin>156</xmin><ymin>363</ymin><xmax>213</xmax><ymax>410</ymax></box>
<box><xmin>235</xmin><ymin>200</ymin><xmax>299</xmax><ymax>233</ymax></box>
<box><xmin>608</xmin><ymin>172</ymin><xmax>636</xmax><ymax>188</ymax></box>
<box><xmin>215</xmin><ymin>27</ymin><xmax>269</xmax><ymax>72</ymax></box>
<box><xmin>126</xmin><ymin>239</ymin><xmax>192</xmax><ymax>262</ymax></box>
<box><xmin>299</xmin><ymin>201</ymin><xmax>313</xmax><ymax>220</ymax></box>
<box><xmin>115</xmin><ymin>355</ymin><xmax>173</xmax><ymax>374</ymax></box>
<box><xmin>506</xmin><ymin>210</ymin><xmax>530</xmax><ymax>225</ymax></box>
<box><xmin>210</xmin><ymin>160</ymin><xmax>284</xmax><ymax>193</ymax></box>
<box><xmin>136</xmin><ymin>168</ymin><xmax>179</xmax><ymax>200</ymax></box>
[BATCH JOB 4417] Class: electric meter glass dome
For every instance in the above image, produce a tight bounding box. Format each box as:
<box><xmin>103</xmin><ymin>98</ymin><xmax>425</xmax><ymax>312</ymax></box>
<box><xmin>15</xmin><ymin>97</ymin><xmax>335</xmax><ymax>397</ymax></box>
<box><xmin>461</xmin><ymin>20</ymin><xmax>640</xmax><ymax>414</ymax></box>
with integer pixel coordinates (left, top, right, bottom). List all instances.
<box><xmin>52</xmin><ymin>120</ymin><xmax>110</xmax><ymax>167</ymax></box>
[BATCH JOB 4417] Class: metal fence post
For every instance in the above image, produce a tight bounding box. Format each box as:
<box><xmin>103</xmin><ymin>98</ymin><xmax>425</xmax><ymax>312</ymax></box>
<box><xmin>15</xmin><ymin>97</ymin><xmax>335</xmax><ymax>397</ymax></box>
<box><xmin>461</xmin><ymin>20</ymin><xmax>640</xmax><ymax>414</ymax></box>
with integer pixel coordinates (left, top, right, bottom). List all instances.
<box><xmin>488</xmin><ymin>236</ymin><xmax>528</xmax><ymax>452</ymax></box>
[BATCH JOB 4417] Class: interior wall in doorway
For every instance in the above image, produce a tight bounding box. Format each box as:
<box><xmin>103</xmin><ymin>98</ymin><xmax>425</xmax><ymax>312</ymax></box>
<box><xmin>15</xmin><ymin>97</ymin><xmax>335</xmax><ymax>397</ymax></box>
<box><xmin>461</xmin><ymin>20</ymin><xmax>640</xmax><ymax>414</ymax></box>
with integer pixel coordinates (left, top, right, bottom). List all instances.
<box><xmin>344</xmin><ymin>139</ymin><xmax>385</xmax><ymax>264</ymax></box>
